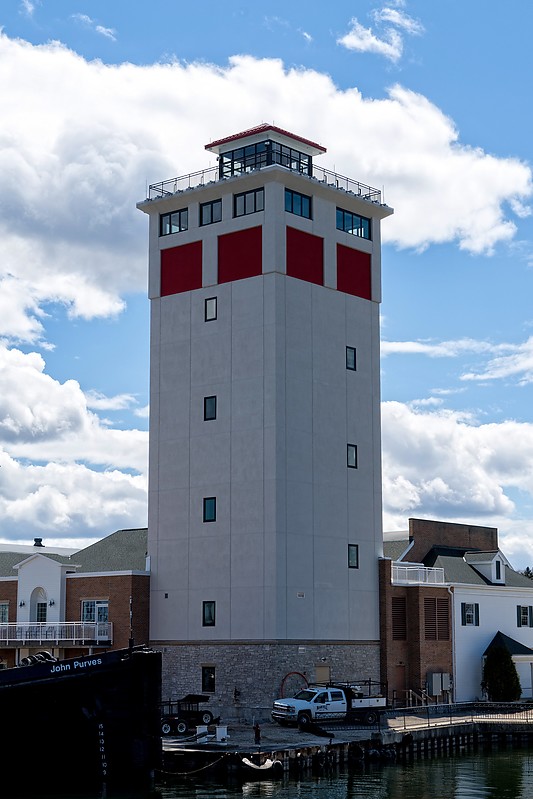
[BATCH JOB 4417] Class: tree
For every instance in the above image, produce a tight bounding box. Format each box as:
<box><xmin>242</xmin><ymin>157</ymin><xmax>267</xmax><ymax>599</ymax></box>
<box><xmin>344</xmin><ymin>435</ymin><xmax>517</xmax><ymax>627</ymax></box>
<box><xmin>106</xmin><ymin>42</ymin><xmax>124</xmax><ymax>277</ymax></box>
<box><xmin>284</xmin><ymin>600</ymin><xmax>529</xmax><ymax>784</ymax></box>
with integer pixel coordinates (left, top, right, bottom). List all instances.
<box><xmin>482</xmin><ymin>645</ymin><xmax>521</xmax><ymax>701</ymax></box>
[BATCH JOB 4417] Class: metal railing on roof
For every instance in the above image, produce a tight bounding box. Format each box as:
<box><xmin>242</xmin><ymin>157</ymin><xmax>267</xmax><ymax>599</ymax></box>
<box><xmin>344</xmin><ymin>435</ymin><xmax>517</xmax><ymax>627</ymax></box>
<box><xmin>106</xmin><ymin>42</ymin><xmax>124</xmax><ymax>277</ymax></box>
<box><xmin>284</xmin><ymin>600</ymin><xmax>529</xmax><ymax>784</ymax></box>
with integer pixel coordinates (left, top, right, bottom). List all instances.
<box><xmin>145</xmin><ymin>163</ymin><xmax>383</xmax><ymax>204</ymax></box>
<box><xmin>392</xmin><ymin>564</ymin><xmax>446</xmax><ymax>585</ymax></box>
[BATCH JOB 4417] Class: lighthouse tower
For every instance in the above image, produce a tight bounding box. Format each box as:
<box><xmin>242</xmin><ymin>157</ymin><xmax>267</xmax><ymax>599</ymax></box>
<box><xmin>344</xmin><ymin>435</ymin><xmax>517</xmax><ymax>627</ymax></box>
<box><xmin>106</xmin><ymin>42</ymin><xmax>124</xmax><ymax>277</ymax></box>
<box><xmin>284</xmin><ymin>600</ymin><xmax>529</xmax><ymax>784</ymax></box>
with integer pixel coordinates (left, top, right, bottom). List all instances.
<box><xmin>137</xmin><ymin>125</ymin><xmax>393</xmax><ymax>713</ymax></box>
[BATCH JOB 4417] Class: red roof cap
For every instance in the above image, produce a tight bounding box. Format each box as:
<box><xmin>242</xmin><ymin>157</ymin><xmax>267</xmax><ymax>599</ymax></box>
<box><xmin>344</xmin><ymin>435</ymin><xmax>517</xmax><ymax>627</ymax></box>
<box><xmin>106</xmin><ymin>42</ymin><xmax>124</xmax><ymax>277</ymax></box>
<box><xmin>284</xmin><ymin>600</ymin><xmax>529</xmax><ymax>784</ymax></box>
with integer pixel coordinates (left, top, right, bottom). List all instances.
<box><xmin>205</xmin><ymin>123</ymin><xmax>326</xmax><ymax>155</ymax></box>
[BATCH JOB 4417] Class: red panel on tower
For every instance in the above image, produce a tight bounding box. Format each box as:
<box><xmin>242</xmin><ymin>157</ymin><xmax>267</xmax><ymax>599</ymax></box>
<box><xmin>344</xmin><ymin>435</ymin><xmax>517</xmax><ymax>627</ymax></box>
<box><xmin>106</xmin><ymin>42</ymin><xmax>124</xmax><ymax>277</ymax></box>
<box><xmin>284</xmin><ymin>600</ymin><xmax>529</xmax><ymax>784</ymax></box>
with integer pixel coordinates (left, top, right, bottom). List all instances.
<box><xmin>286</xmin><ymin>227</ymin><xmax>323</xmax><ymax>286</ymax></box>
<box><xmin>160</xmin><ymin>241</ymin><xmax>202</xmax><ymax>296</ymax></box>
<box><xmin>336</xmin><ymin>243</ymin><xmax>371</xmax><ymax>300</ymax></box>
<box><xmin>218</xmin><ymin>226</ymin><xmax>262</xmax><ymax>284</ymax></box>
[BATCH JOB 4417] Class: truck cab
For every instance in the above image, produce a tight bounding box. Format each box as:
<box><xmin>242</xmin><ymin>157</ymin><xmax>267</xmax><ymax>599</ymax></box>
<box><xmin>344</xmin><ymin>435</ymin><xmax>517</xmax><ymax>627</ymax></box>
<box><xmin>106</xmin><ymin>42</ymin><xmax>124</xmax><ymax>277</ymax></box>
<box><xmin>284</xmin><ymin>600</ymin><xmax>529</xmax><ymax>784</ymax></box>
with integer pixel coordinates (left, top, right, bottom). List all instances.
<box><xmin>272</xmin><ymin>683</ymin><xmax>386</xmax><ymax>727</ymax></box>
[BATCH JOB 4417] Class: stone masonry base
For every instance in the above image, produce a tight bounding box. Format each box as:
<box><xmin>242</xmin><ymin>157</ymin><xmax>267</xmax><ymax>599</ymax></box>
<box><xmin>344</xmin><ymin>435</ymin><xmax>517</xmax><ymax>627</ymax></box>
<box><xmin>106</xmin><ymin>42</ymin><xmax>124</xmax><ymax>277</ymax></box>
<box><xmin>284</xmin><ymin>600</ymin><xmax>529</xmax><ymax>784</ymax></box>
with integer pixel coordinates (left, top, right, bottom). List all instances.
<box><xmin>155</xmin><ymin>640</ymin><xmax>381</xmax><ymax>723</ymax></box>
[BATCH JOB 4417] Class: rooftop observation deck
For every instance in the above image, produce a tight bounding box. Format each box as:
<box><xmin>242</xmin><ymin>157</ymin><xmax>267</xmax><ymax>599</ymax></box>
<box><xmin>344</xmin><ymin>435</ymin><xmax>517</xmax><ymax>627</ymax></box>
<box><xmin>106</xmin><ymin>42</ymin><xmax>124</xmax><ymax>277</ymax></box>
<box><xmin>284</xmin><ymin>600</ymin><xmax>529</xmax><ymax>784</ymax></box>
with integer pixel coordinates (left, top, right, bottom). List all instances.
<box><xmin>392</xmin><ymin>564</ymin><xmax>446</xmax><ymax>585</ymax></box>
<box><xmin>145</xmin><ymin>162</ymin><xmax>384</xmax><ymax>205</ymax></box>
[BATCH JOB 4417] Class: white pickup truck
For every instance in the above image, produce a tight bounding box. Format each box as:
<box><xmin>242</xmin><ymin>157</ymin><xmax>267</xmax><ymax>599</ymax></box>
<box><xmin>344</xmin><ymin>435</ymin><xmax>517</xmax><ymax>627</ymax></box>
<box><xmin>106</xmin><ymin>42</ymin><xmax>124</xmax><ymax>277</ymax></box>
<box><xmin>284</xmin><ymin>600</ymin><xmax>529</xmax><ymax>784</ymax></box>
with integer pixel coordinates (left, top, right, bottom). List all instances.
<box><xmin>271</xmin><ymin>683</ymin><xmax>387</xmax><ymax>727</ymax></box>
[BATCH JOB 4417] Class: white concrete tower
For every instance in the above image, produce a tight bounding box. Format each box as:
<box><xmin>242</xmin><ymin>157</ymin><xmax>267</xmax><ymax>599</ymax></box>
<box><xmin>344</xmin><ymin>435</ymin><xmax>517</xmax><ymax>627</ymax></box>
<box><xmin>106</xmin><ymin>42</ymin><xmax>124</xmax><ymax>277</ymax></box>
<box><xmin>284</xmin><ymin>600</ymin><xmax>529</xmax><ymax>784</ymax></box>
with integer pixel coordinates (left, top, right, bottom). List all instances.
<box><xmin>137</xmin><ymin>125</ymin><xmax>393</xmax><ymax>713</ymax></box>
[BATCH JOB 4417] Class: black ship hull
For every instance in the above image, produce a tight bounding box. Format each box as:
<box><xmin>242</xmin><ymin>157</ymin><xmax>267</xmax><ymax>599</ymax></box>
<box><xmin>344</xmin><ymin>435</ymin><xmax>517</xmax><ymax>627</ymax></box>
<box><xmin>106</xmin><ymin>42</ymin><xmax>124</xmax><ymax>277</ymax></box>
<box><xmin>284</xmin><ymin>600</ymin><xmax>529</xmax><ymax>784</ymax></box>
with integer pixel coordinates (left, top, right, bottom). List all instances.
<box><xmin>0</xmin><ymin>646</ymin><xmax>162</xmax><ymax>794</ymax></box>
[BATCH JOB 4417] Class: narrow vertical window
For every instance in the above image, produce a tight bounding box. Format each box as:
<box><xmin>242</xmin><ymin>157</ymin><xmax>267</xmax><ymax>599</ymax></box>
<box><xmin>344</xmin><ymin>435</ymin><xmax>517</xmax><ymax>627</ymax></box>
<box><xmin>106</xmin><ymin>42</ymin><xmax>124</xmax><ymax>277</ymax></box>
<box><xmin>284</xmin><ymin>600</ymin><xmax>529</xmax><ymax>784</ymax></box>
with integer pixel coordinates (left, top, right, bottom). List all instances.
<box><xmin>347</xmin><ymin>444</ymin><xmax>358</xmax><ymax>469</ymax></box>
<box><xmin>348</xmin><ymin>544</ymin><xmax>359</xmax><ymax>569</ymax></box>
<box><xmin>517</xmin><ymin>605</ymin><xmax>533</xmax><ymax>627</ymax></box>
<box><xmin>205</xmin><ymin>297</ymin><xmax>217</xmax><ymax>321</ymax></box>
<box><xmin>203</xmin><ymin>497</ymin><xmax>216</xmax><ymax>522</ymax></box>
<box><xmin>495</xmin><ymin>560</ymin><xmax>501</xmax><ymax>580</ymax></box>
<box><xmin>204</xmin><ymin>396</ymin><xmax>217</xmax><ymax>421</ymax></box>
<box><xmin>202</xmin><ymin>665</ymin><xmax>216</xmax><ymax>692</ymax></box>
<box><xmin>202</xmin><ymin>601</ymin><xmax>216</xmax><ymax>627</ymax></box>
<box><xmin>346</xmin><ymin>346</ymin><xmax>356</xmax><ymax>371</ymax></box>
<box><xmin>461</xmin><ymin>602</ymin><xmax>479</xmax><ymax>626</ymax></box>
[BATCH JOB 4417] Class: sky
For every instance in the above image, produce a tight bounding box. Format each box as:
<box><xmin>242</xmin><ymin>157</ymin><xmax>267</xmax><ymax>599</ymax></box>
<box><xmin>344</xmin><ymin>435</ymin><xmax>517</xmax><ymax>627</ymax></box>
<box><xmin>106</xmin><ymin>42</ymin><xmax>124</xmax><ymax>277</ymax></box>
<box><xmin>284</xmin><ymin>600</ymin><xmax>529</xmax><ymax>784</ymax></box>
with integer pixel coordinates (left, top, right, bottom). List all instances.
<box><xmin>1</xmin><ymin>1</ymin><xmax>533</xmax><ymax>567</ymax></box>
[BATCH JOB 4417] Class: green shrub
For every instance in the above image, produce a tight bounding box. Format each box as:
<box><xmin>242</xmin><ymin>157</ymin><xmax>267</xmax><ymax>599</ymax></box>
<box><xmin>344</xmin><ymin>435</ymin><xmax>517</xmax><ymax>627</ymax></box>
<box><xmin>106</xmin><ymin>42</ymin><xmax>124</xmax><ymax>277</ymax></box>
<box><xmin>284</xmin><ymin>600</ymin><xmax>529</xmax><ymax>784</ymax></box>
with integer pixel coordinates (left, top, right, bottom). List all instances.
<box><xmin>482</xmin><ymin>645</ymin><xmax>521</xmax><ymax>701</ymax></box>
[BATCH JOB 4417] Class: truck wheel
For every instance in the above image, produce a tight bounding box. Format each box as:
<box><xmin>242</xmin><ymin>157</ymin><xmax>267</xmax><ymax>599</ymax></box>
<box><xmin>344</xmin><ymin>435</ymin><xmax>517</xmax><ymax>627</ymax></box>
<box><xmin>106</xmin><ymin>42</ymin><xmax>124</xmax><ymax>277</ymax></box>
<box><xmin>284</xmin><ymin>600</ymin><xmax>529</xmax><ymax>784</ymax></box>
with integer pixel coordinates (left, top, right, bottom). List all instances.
<box><xmin>201</xmin><ymin>711</ymin><xmax>213</xmax><ymax>725</ymax></box>
<box><xmin>298</xmin><ymin>712</ymin><xmax>312</xmax><ymax>728</ymax></box>
<box><xmin>176</xmin><ymin>719</ymin><xmax>189</xmax><ymax>735</ymax></box>
<box><xmin>364</xmin><ymin>710</ymin><xmax>378</xmax><ymax>725</ymax></box>
<box><xmin>161</xmin><ymin>721</ymin><xmax>172</xmax><ymax>736</ymax></box>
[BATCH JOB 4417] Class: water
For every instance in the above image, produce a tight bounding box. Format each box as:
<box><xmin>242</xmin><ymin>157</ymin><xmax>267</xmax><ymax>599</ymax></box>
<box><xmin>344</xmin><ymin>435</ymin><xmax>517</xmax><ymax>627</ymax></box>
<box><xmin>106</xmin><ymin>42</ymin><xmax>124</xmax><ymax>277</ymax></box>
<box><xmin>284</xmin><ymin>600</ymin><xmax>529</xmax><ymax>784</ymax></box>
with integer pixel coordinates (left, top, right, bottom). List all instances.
<box><xmin>18</xmin><ymin>748</ymin><xmax>533</xmax><ymax>799</ymax></box>
<box><xmin>154</xmin><ymin>750</ymin><xmax>533</xmax><ymax>799</ymax></box>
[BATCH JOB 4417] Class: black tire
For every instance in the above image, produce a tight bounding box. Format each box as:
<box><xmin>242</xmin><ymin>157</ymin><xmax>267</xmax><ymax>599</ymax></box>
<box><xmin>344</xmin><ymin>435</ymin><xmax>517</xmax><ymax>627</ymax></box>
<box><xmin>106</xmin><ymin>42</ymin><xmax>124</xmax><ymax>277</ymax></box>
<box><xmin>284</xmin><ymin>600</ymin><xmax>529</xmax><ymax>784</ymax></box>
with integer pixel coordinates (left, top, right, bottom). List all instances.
<box><xmin>364</xmin><ymin>710</ymin><xmax>378</xmax><ymax>725</ymax></box>
<box><xmin>176</xmin><ymin>719</ymin><xmax>189</xmax><ymax>735</ymax></box>
<box><xmin>161</xmin><ymin>720</ymin><xmax>172</xmax><ymax>736</ymax></box>
<box><xmin>201</xmin><ymin>711</ymin><xmax>213</xmax><ymax>725</ymax></box>
<box><xmin>298</xmin><ymin>711</ymin><xmax>313</xmax><ymax>728</ymax></box>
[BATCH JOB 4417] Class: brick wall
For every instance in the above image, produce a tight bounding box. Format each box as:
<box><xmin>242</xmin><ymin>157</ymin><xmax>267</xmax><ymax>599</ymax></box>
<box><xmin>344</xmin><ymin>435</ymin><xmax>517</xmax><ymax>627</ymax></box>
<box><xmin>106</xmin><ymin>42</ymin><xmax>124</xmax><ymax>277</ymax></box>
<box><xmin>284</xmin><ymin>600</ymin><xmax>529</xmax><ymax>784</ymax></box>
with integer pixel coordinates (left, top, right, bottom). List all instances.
<box><xmin>380</xmin><ymin>558</ymin><xmax>453</xmax><ymax>701</ymax></box>
<box><xmin>408</xmin><ymin>518</ymin><xmax>498</xmax><ymax>563</ymax></box>
<box><xmin>66</xmin><ymin>574</ymin><xmax>150</xmax><ymax>650</ymax></box>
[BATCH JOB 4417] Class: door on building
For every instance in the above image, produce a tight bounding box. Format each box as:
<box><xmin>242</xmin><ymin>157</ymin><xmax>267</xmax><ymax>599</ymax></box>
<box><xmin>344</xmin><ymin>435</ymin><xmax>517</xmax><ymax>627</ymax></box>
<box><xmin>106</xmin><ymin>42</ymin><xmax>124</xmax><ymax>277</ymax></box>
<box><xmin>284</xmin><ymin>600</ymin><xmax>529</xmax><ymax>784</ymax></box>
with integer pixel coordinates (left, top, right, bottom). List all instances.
<box><xmin>392</xmin><ymin>664</ymin><xmax>406</xmax><ymax>704</ymax></box>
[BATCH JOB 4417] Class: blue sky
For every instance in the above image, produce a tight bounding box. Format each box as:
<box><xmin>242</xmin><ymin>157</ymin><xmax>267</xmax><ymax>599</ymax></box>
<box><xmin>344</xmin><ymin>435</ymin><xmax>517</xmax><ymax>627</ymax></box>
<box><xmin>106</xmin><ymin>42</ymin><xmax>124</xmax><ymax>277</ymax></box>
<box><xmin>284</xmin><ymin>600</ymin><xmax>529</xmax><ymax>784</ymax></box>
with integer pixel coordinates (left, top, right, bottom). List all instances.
<box><xmin>1</xmin><ymin>1</ymin><xmax>533</xmax><ymax>566</ymax></box>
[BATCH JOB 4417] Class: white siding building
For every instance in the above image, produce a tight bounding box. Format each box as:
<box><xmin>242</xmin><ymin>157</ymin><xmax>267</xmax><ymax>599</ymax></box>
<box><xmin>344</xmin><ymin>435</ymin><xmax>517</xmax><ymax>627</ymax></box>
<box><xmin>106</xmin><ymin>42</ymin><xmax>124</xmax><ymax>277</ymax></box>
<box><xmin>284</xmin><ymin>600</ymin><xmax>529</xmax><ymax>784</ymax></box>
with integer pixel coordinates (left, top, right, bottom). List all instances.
<box><xmin>137</xmin><ymin>125</ymin><xmax>393</xmax><ymax>713</ymax></box>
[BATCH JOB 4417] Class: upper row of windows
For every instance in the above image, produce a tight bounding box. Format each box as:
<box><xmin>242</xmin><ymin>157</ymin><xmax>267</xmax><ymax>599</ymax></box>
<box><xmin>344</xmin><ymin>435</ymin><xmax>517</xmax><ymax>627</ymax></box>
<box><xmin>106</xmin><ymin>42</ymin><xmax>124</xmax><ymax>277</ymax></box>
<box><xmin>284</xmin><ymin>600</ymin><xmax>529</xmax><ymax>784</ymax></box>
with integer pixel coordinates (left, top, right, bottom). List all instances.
<box><xmin>159</xmin><ymin>189</ymin><xmax>371</xmax><ymax>240</ymax></box>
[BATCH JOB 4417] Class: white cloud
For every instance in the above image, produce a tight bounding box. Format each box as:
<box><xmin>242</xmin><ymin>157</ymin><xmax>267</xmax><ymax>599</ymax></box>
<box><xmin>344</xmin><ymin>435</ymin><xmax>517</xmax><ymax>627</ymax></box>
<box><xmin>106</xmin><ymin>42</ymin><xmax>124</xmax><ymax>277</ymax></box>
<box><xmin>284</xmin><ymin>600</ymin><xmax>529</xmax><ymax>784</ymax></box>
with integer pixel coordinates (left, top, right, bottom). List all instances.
<box><xmin>382</xmin><ymin>334</ymin><xmax>533</xmax><ymax>387</ymax></box>
<box><xmin>95</xmin><ymin>25</ymin><xmax>117</xmax><ymax>41</ymax></box>
<box><xmin>461</xmin><ymin>336</ymin><xmax>533</xmax><ymax>385</ymax></box>
<box><xmin>85</xmin><ymin>390</ymin><xmax>140</xmax><ymax>412</ymax></box>
<box><xmin>0</xmin><ymin>344</ymin><xmax>148</xmax><ymax>540</ymax></box>
<box><xmin>0</xmin><ymin>35</ymin><xmax>530</xmax><ymax>350</ymax></box>
<box><xmin>338</xmin><ymin>3</ymin><xmax>424</xmax><ymax>63</ymax></box>
<box><xmin>0</xmin><ymin>452</ymin><xmax>146</xmax><ymax>540</ymax></box>
<box><xmin>71</xmin><ymin>14</ymin><xmax>116</xmax><ymax>41</ymax></box>
<box><xmin>372</xmin><ymin>7</ymin><xmax>424</xmax><ymax>36</ymax></box>
<box><xmin>381</xmin><ymin>337</ymin><xmax>499</xmax><ymax>358</ymax></box>
<box><xmin>338</xmin><ymin>19</ymin><xmax>403</xmax><ymax>62</ymax></box>
<box><xmin>20</xmin><ymin>0</ymin><xmax>36</xmax><ymax>16</ymax></box>
<box><xmin>381</xmin><ymin>401</ymin><xmax>533</xmax><ymax>567</ymax></box>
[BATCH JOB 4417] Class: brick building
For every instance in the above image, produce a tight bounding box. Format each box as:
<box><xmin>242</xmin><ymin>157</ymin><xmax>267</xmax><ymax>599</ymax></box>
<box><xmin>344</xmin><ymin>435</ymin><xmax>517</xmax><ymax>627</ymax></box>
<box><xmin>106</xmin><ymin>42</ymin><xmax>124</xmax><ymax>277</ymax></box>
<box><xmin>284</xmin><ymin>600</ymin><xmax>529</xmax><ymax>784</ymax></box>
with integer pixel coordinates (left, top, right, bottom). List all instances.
<box><xmin>380</xmin><ymin>518</ymin><xmax>533</xmax><ymax>703</ymax></box>
<box><xmin>0</xmin><ymin>528</ymin><xmax>149</xmax><ymax>668</ymax></box>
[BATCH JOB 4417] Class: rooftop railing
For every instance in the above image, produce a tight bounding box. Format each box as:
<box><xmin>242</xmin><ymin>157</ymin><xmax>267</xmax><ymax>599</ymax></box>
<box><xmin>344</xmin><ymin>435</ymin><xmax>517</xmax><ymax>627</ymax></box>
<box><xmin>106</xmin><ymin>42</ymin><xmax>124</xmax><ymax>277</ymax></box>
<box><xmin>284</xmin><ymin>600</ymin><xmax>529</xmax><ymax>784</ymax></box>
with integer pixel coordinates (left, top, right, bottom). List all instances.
<box><xmin>0</xmin><ymin>621</ymin><xmax>112</xmax><ymax>646</ymax></box>
<box><xmin>392</xmin><ymin>564</ymin><xmax>446</xmax><ymax>585</ymax></box>
<box><xmin>146</xmin><ymin>163</ymin><xmax>383</xmax><ymax>204</ymax></box>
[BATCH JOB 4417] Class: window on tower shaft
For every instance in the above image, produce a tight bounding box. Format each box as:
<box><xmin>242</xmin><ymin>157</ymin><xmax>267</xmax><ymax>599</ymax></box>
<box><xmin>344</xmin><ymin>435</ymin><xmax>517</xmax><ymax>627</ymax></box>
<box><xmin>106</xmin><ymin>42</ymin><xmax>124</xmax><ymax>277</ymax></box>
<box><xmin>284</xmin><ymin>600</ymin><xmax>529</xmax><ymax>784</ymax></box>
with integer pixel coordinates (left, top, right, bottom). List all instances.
<box><xmin>205</xmin><ymin>297</ymin><xmax>217</xmax><ymax>321</ymax></box>
<box><xmin>204</xmin><ymin>396</ymin><xmax>217</xmax><ymax>421</ymax></box>
<box><xmin>234</xmin><ymin>188</ymin><xmax>264</xmax><ymax>217</ymax></box>
<box><xmin>202</xmin><ymin>601</ymin><xmax>216</xmax><ymax>627</ymax></box>
<box><xmin>348</xmin><ymin>544</ymin><xmax>359</xmax><ymax>569</ymax></box>
<box><xmin>203</xmin><ymin>497</ymin><xmax>216</xmax><ymax>522</ymax></box>
<box><xmin>346</xmin><ymin>346</ymin><xmax>357</xmax><ymax>370</ymax></box>
<box><xmin>200</xmin><ymin>199</ymin><xmax>222</xmax><ymax>226</ymax></box>
<box><xmin>347</xmin><ymin>444</ymin><xmax>358</xmax><ymax>469</ymax></box>
<box><xmin>285</xmin><ymin>188</ymin><xmax>311</xmax><ymax>219</ymax></box>
<box><xmin>160</xmin><ymin>208</ymin><xmax>188</xmax><ymax>236</ymax></box>
<box><xmin>336</xmin><ymin>207</ymin><xmax>371</xmax><ymax>240</ymax></box>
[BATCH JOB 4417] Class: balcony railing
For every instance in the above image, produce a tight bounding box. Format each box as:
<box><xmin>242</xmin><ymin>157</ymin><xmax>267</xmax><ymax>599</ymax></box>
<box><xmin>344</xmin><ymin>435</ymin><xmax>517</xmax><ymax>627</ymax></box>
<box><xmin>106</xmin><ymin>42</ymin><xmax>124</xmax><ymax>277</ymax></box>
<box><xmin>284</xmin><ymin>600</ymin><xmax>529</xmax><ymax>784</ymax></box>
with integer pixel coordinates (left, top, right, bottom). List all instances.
<box><xmin>392</xmin><ymin>564</ymin><xmax>446</xmax><ymax>585</ymax></box>
<box><xmin>0</xmin><ymin>622</ymin><xmax>112</xmax><ymax>647</ymax></box>
<box><xmin>146</xmin><ymin>163</ymin><xmax>383</xmax><ymax>204</ymax></box>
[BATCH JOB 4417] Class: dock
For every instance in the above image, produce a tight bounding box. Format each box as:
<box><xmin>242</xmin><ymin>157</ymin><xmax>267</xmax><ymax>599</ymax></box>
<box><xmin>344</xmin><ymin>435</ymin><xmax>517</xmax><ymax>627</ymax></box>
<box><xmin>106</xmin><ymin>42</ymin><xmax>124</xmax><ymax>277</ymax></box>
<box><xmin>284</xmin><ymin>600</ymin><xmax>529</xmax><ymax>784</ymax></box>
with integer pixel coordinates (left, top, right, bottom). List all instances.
<box><xmin>159</xmin><ymin>710</ymin><xmax>533</xmax><ymax>782</ymax></box>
